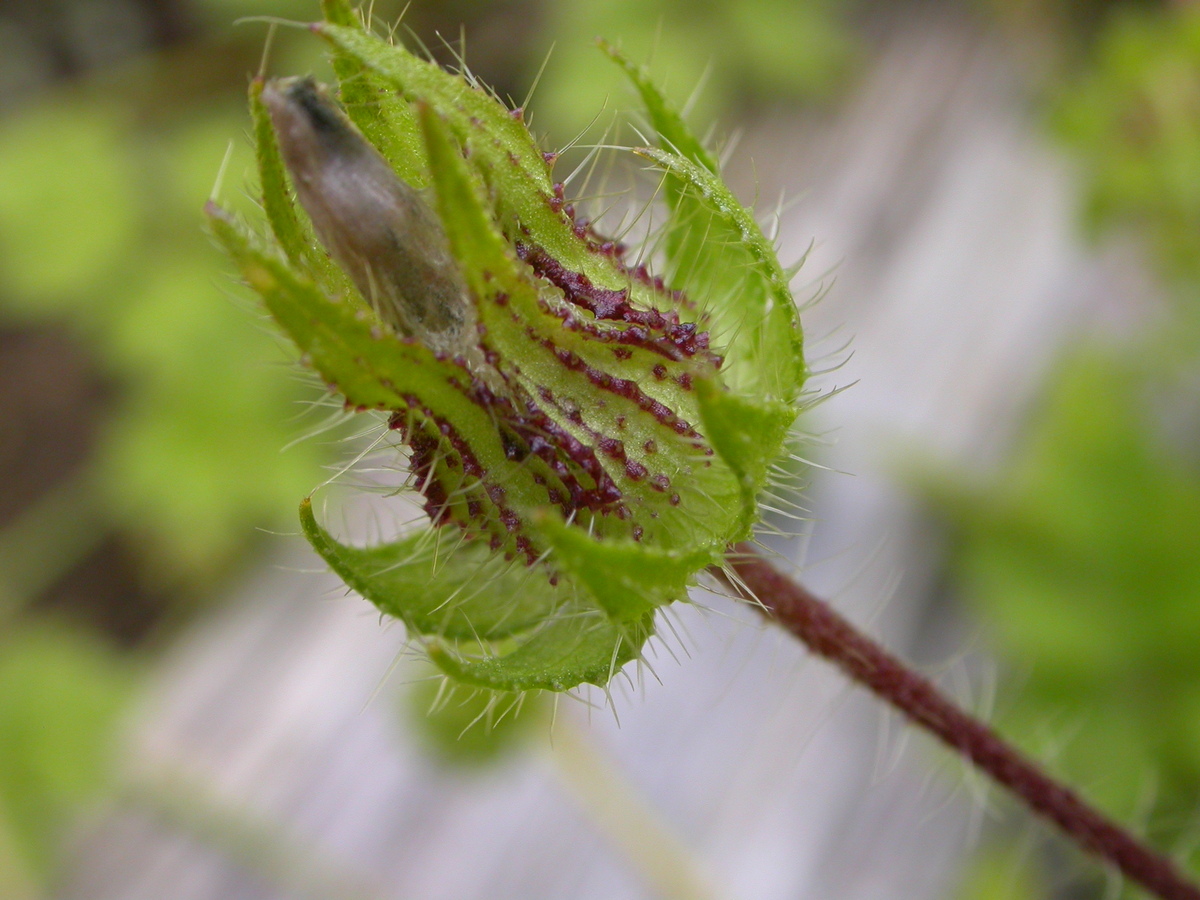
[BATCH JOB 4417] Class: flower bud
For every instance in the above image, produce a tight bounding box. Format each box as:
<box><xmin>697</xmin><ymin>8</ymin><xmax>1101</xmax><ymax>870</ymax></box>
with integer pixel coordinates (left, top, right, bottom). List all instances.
<box><xmin>208</xmin><ymin>2</ymin><xmax>806</xmax><ymax>694</ymax></box>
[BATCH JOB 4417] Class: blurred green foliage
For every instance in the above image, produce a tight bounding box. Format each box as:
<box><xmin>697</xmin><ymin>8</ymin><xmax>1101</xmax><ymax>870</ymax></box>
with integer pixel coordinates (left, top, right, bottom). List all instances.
<box><xmin>0</xmin><ymin>622</ymin><xmax>137</xmax><ymax>893</ymax></box>
<box><xmin>947</xmin><ymin>347</ymin><xmax>1200</xmax><ymax>895</ymax></box>
<box><xmin>533</xmin><ymin>0</ymin><xmax>858</xmax><ymax>147</ymax></box>
<box><xmin>408</xmin><ymin>679</ymin><xmax>550</xmax><ymax>767</ymax></box>
<box><xmin>949</xmin><ymin>4</ymin><xmax>1200</xmax><ymax>897</ymax></box>
<box><xmin>954</xmin><ymin>841</ymin><xmax>1049</xmax><ymax>900</ymax></box>
<box><xmin>940</xmin><ymin>347</ymin><xmax>1200</xmax><ymax>807</ymax></box>
<box><xmin>1053</xmin><ymin>3</ymin><xmax>1200</xmax><ymax>303</ymax></box>
<box><xmin>0</xmin><ymin>33</ymin><xmax>338</xmax><ymax>893</ymax></box>
<box><xmin>0</xmin><ymin>88</ymin><xmax>330</xmax><ymax>585</ymax></box>
<box><xmin>0</xmin><ymin>4</ymin><xmax>340</xmax><ymax>891</ymax></box>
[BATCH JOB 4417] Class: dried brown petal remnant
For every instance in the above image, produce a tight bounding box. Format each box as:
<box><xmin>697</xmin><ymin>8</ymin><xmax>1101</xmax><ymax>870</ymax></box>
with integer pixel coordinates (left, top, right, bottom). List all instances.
<box><xmin>262</xmin><ymin>77</ymin><xmax>473</xmax><ymax>356</ymax></box>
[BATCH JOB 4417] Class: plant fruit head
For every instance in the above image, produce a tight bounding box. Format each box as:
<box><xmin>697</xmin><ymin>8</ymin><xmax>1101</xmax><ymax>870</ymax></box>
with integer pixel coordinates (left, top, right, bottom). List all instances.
<box><xmin>206</xmin><ymin>1</ymin><xmax>806</xmax><ymax>694</ymax></box>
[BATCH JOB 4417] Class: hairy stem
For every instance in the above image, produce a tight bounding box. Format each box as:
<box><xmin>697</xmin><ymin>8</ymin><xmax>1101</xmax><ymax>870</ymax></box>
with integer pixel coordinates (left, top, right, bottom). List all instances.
<box><xmin>722</xmin><ymin>544</ymin><xmax>1200</xmax><ymax>900</ymax></box>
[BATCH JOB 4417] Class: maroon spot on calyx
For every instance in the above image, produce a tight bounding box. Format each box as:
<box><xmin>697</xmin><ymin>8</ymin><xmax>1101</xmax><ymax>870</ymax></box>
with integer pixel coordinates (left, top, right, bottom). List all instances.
<box><xmin>597</xmin><ymin>437</ymin><xmax>626</xmax><ymax>460</ymax></box>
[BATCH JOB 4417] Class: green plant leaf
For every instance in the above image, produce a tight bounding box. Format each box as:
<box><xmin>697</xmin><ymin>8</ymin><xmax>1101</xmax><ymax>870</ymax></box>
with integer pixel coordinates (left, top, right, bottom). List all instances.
<box><xmin>0</xmin><ymin>623</ymin><xmax>137</xmax><ymax>880</ymax></box>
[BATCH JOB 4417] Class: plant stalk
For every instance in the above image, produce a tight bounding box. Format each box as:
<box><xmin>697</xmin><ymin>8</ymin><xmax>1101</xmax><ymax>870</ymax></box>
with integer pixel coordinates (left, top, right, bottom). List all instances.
<box><xmin>549</xmin><ymin>719</ymin><xmax>721</xmax><ymax>900</ymax></box>
<box><xmin>722</xmin><ymin>544</ymin><xmax>1200</xmax><ymax>900</ymax></box>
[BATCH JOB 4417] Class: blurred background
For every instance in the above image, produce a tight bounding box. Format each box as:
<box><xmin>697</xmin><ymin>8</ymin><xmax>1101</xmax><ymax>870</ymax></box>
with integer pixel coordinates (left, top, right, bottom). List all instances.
<box><xmin>1</xmin><ymin>0</ymin><xmax>1199</xmax><ymax>898</ymax></box>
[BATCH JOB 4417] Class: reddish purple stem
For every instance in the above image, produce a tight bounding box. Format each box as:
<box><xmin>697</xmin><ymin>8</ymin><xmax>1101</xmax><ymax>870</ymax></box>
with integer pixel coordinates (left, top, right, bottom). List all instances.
<box><xmin>724</xmin><ymin>545</ymin><xmax>1200</xmax><ymax>900</ymax></box>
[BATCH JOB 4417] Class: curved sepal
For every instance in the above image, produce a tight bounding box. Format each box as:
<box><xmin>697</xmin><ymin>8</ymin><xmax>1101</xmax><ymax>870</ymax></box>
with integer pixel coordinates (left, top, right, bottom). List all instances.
<box><xmin>300</xmin><ymin>499</ymin><xmax>559</xmax><ymax>642</ymax></box>
<box><xmin>302</xmin><ymin>498</ymin><xmax>650</xmax><ymax>692</ymax></box>
<box><xmin>634</xmin><ymin>147</ymin><xmax>806</xmax><ymax>404</ymax></box>
<box><xmin>600</xmin><ymin>40</ymin><xmax>718</xmax><ymax>174</ymax></box>
<box><xmin>250</xmin><ymin>79</ymin><xmax>312</xmax><ymax>270</ymax></box>
<box><xmin>429</xmin><ymin>608</ymin><xmax>654</xmax><ymax>692</ymax></box>
<box><xmin>318</xmin><ymin>4</ymin><xmax>427</xmax><ymax>187</ymax></box>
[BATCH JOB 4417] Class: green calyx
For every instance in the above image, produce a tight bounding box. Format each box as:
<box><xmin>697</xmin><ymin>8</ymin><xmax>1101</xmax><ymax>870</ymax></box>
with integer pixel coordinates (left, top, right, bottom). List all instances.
<box><xmin>206</xmin><ymin>0</ymin><xmax>806</xmax><ymax>694</ymax></box>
